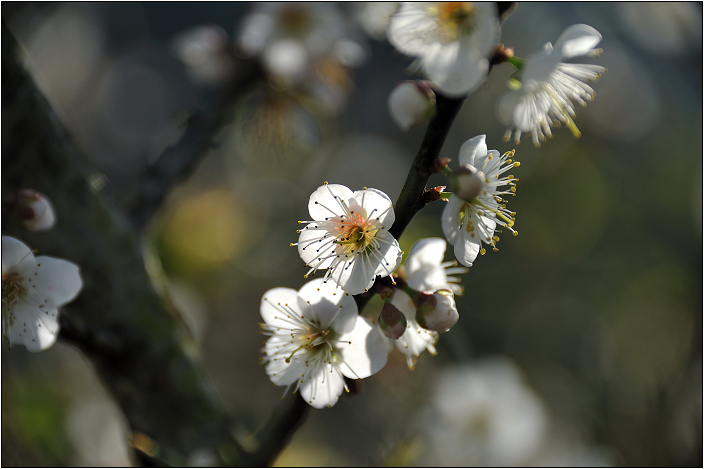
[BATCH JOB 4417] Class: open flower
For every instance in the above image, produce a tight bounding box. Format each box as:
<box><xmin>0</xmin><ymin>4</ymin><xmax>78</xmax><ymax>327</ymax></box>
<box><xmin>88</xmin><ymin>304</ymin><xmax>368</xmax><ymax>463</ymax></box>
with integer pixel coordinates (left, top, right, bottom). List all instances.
<box><xmin>294</xmin><ymin>183</ymin><xmax>402</xmax><ymax>295</ymax></box>
<box><xmin>442</xmin><ymin>135</ymin><xmax>519</xmax><ymax>267</ymax></box>
<box><xmin>2</xmin><ymin>236</ymin><xmax>83</xmax><ymax>351</ymax></box>
<box><xmin>498</xmin><ymin>24</ymin><xmax>606</xmax><ymax>146</ymax></box>
<box><xmin>391</xmin><ymin>237</ymin><xmax>467</xmax><ymax>369</ymax></box>
<box><xmin>260</xmin><ymin>278</ymin><xmax>388</xmax><ymax>408</ymax></box>
<box><xmin>387</xmin><ymin>2</ymin><xmax>500</xmax><ymax>97</ymax></box>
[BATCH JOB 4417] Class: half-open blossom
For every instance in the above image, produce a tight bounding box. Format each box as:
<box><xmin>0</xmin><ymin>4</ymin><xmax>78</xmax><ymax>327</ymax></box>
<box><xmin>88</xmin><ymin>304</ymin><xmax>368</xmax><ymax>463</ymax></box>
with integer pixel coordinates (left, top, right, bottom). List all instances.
<box><xmin>294</xmin><ymin>183</ymin><xmax>402</xmax><ymax>295</ymax></box>
<box><xmin>391</xmin><ymin>237</ymin><xmax>466</xmax><ymax>369</ymax></box>
<box><xmin>14</xmin><ymin>189</ymin><xmax>57</xmax><ymax>232</ymax></box>
<box><xmin>442</xmin><ymin>135</ymin><xmax>518</xmax><ymax>267</ymax></box>
<box><xmin>2</xmin><ymin>236</ymin><xmax>83</xmax><ymax>351</ymax></box>
<box><xmin>498</xmin><ymin>24</ymin><xmax>606</xmax><ymax>145</ymax></box>
<box><xmin>387</xmin><ymin>2</ymin><xmax>500</xmax><ymax>97</ymax></box>
<box><xmin>260</xmin><ymin>278</ymin><xmax>388</xmax><ymax>408</ymax></box>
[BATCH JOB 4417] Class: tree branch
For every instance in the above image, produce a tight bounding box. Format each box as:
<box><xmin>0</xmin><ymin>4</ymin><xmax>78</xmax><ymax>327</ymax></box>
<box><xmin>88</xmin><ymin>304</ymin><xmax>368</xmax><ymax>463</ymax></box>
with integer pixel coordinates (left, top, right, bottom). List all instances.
<box><xmin>128</xmin><ymin>57</ymin><xmax>263</xmax><ymax>231</ymax></box>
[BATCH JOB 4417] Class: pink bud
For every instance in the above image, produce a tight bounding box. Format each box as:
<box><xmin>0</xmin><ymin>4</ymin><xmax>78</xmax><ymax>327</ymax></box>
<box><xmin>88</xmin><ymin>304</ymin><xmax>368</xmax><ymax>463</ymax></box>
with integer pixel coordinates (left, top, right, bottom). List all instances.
<box><xmin>15</xmin><ymin>189</ymin><xmax>56</xmax><ymax>232</ymax></box>
<box><xmin>378</xmin><ymin>303</ymin><xmax>407</xmax><ymax>340</ymax></box>
<box><xmin>416</xmin><ymin>289</ymin><xmax>459</xmax><ymax>333</ymax></box>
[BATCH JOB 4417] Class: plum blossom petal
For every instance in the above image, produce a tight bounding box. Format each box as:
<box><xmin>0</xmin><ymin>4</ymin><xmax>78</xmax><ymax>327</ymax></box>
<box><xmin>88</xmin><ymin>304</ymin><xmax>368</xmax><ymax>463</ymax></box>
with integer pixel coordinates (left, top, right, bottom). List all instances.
<box><xmin>388</xmin><ymin>2</ymin><xmax>500</xmax><ymax>97</ymax></box>
<box><xmin>295</xmin><ymin>184</ymin><xmax>402</xmax><ymax>295</ymax></box>
<box><xmin>2</xmin><ymin>236</ymin><xmax>82</xmax><ymax>352</ymax></box>
<box><xmin>498</xmin><ymin>24</ymin><xmax>606</xmax><ymax>146</ymax></box>
<box><xmin>442</xmin><ymin>136</ymin><xmax>519</xmax><ymax>267</ymax></box>
<box><xmin>260</xmin><ymin>279</ymin><xmax>389</xmax><ymax>408</ymax></box>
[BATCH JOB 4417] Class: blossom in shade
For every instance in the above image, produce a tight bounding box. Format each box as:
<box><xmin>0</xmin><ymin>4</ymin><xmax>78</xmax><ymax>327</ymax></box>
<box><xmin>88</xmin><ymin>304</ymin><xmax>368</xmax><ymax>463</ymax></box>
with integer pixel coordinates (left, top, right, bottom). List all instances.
<box><xmin>497</xmin><ymin>24</ymin><xmax>606</xmax><ymax>146</ymax></box>
<box><xmin>387</xmin><ymin>2</ymin><xmax>500</xmax><ymax>97</ymax></box>
<box><xmin>294</xmin><ymin>183</ymin><xmax>402</xmax><ymax>295</ymax></box>
<box><xmin>391</xmin><ymin>237</ymin><xmax>467</xmax><ymax>369</ymax></box>
<box><xmin>260</xmin><ymin>278</ymin><xmax>388</xmax><ymax>408</ymax></box>
<box><xmin>2</xmin><ymin>236</ymin><xmax>83</xmax><ymax>351</ymax></box>
<box><xmin>441</xmin><ymin>135</ymin><xmax>518</xmax><ymax>267</ymax></box>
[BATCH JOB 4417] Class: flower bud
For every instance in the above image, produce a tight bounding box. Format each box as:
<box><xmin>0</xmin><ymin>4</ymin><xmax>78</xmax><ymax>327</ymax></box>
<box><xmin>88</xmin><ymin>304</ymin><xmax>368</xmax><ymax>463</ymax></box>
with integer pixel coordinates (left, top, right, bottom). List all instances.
<box><xmin>14</xmin><ymin>189</ymin><xmax>56</xmax><ymax>231</ymax></box>
<box><xmin>388</xmin><ymin>80</ymin><xmax>436</xmax><ymax>131</ymax></box>
<box><xmin>447</xmin><ymin>164</ymin><xmax>485</xmax><ymax>202</ymax></box>
<box><xmin>378</xmin><ymin>302</ymin><xmax>408</xmax><ymax>340</ymax></box>
<box><xmin>415</xmin><ymin>289</ymin><xmax>459</xmax><ymax>333</ymax></box>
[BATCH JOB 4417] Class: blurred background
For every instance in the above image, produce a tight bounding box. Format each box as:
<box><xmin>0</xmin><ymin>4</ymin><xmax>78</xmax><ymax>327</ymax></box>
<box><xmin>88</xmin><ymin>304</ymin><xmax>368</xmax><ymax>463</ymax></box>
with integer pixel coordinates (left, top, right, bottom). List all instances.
<box><xmin>2</xmin><ymin>2</ymin><xmax>702</xmax><ymax>466</ymax></box>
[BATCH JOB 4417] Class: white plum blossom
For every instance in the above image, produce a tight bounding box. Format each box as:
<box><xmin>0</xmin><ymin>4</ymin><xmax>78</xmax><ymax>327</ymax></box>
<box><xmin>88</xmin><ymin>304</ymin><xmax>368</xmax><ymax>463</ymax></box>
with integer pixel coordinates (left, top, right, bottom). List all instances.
<box><xmin>498</xmin><ymin>24</ymin><xmax>606</xmax><ymax>146</ymax></box>
<box><xmin>2</xmin><ymin>236</ymin><xmax>83</xmax><ymax>351</ymax></box>
<box><xmin>294</xmin><ymin>183</ymin><xmax>402</xmax><ymax>295</ymax></box>
<box><xmin>387</xmin><ymin>2</ymin><xmax>500</xmax><ymax>97</ymax></box>
<box><xmin>419</xmin><ymin>357</ymin><xmax>549</xmax><ymax>466</ymax></box>
<box><xmin>387</xmin><ymin>80</ymin><xmax>436</xmax><ymax>131</ymax></box>
<box><xmin>391</xmin><ymin>237</ymin><xmax>466</xmax><ymax>369</ymax></box>
<box><xmin>442</xmin><ymin>135</ymin><xmax>519</xmax><ymax>267</ymax></box>
<box><xmin>260</xmin><ymin>278</ymin><xmax>388</xmax><ymax>408</ymax></box>
<box><xmin>354</xmin><ymin>2</ymin><xmax>399</xmax><ymax>41</ymax></box>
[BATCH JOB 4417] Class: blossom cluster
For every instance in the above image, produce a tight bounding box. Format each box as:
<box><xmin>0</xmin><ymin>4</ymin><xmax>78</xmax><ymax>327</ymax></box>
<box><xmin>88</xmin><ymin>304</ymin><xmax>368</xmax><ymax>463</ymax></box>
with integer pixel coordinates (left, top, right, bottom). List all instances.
<box><xmin>258</xmin><ymin>1</ymin><xmax>606</xmax><ymax>409</ymax></box>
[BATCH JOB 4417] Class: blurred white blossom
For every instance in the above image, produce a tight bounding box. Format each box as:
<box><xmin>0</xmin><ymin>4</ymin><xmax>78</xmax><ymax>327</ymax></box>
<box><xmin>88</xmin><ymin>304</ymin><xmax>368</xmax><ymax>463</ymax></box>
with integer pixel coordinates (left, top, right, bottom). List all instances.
<box><xmin>419</xmin><ymin>357</ymin><xmax>549</xmax><ymax>466</ymax></box>
<box><xmin>387</xmin><ymin>80</ymin><xmax>436</xmax><ymax>131</ymax></box>
<box><xmin>387</xmin><ymin>2</ymin><xmax>500</xmax><ymax>96</ymax></box>
<box><xmin>355</xmin><ymin>2</ymin><xmax>399</xmax><ymax>40</ymax></box>
<box><xmin>295</xmin><ymin>184</ymin><xmax>402</xmax><ymax>295</ymax></box>
<box><xmin>441</xmin><ymin>135</ymin><xmax>518</xmax><ymax>267</ymax></box>
<box><xmin>237</xmin><ymin>3</ymin><xmax>364</xmax><ymax>83</ymax></box>
<box><xmin>172</xmin><ymin>24</ymin><xmax>234</xmax><ymax>86</ymax></box>
<box><xmin>498</xmin><ymin>24</ymin><xmax>606</xmax><ymax>145</ymax></box>
<box><xmin>2</xmin><ymin>236</ymin><xmax>82</xmax><ymax>351</ymax></box>
<box><xmin>260</xmin><ymin>278</ymin><xmax>388</xmax><ymax>408</ymax></box>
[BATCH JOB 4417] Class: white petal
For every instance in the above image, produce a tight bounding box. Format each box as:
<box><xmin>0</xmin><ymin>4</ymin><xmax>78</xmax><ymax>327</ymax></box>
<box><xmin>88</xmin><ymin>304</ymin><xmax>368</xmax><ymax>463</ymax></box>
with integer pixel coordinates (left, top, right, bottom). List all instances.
<box><xmin>297</xmin><ymin>223</ymin><xmax>336</xmax><ymax>269</ymax></box>
<box><xmin>350</xmin><ymin>187</ymin><xmax>395</xmax><ymax>229</ymax></box>
<box><xmin>441</xmin><ymin>195</ymin><xmax>465</xmax><ymax>245</ymax></box>
<box><xmin>8</xmin><ymin>302</ymin><xmax>60</xmax><ymax>352</ymax></box>
<box><xmin>391</xmin><ymin>289</ymin><xmax>417</xmax><ymax>321</ymax></box>
<box><xmin>264</xmin><ymin>337</ymin><xmax>309</xmax><ymax>386</ymax></box>
<box><xmin>308</xmin><ymin>184</ymin><xmax>355</xmax><ymax>221</ymax></box>
<box><xmin>496</xmin><ymin>90</ymin><xmax>523</xmax><ymax>125</ymax></box>
<box><xmin>425</xmin><ymin>45</ymin><xmax>489</xmax><ymax>97</ymax></box>
<box><xmin>336</xmin><ymin>316</ymin><xmax>389</xmax><ymax>379</ymax></box>
<box><xmin>1</xmin><ymin>236</ymin><xmax>36</xmax><ymax>276</ymax></box>
<box><xmin>554</xmin><ymin>24</ymin><xmax>602</xmax><ymax>58</ymax></box>
<box><xmin>395</xmin><ymin>319</ymin><xmax>438</xmax><ymax>362</ymax></box>
<box><xmin>33</xmin><ymin>256</ymin><xmax>82</xmax><ymax>307</ymax></box>
<box><xmin>458</xmin><ymin>135</ymin><xmax>488</xmax><ymax>166</ymax></box>
<box><xmin>331</xmin><ymin>254</ymin><xmax>374</xmax><ymax>295</ymax></box>
<box><xmin>297</xmin><ymin>278</ymin><xmax>357</xmax><ymax>334</ymax></box>
<box><xmin>260</xmin><ymin>287</ymin><xmax>303</xmax><ymax>328</ymax></box>
<box><xmin>262</xmin><ymin>39</ymin><xmax>308</xmax><ymax>80</ymax></box>
<box><xmin>405</xmin><ymin>237</ymin><xmax>446</xmax><ymax>273</ymax></box>
<box><xmin>371</xmin><ymin>230</ymin><xmax>402</xmax><ymax>278</ymax></box>
<box><xmin>387</xmin><ymin>2</ymin><xmax>439</xmax><ymax>56</ymax></box>
<box><xmin>299</xmin><ymin>361</ymin><xmax>345</xmax><ymax>408</ymax></box>
<box><xmin>454</xmin><ymin>230</ymin><xmax>481</xmax><ymax>267</ymax></box>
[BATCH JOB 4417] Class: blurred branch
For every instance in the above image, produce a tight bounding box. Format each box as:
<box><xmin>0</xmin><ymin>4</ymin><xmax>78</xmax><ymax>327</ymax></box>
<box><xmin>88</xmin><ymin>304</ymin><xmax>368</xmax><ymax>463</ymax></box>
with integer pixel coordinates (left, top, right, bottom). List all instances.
<box><xmin>2</xmin><ymin>22</ymin><xmax>263</xmax><ymax>466</ymax></box>
<box><xmin>128</xmin><ymin>55</ymin><xmax>263</xmax><ymax>231</ymax></box>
